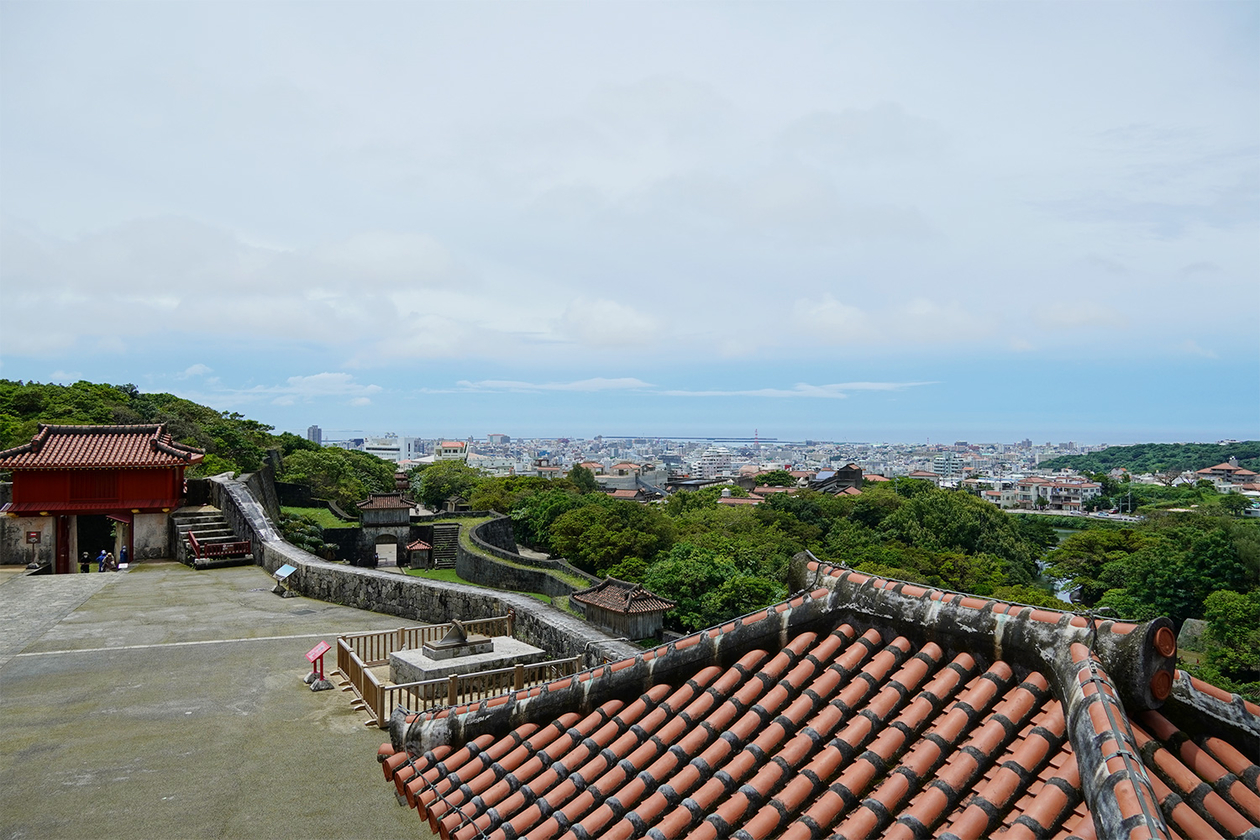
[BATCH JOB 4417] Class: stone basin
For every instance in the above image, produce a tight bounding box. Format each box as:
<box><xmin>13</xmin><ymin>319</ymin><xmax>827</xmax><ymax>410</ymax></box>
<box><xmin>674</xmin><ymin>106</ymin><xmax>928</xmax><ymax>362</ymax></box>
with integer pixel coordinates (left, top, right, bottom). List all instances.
<box><xmin>389</xmin><ymin>637</ymin><xmax>547</xmax><ymax>684</ymax></box>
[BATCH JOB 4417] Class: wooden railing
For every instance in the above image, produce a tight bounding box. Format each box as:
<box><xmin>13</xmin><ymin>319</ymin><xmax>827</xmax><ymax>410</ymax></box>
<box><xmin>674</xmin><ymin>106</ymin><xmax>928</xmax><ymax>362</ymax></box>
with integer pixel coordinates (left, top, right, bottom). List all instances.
<box><xmin>187</xmin><ymin>532</ymin><xmax>252</xmax><ymax>561</ymax></box>
<box><xmin>383</xmin><ymin>656</ymin><xmax>583</xmax><ymax>719</ymax></box>
<box><xmin>333</xmin><ymin>614</ymin><xmax>530</xmax><ymax>727</ymax></box>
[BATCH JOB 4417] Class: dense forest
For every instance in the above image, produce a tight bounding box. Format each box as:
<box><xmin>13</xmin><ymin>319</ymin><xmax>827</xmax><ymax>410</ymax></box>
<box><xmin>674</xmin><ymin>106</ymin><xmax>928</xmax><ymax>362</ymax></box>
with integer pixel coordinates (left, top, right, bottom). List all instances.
<box><xmin>1039</xmin><ymin>441</ymin><xmax>1260</xmax><ymax>474</ymax></box>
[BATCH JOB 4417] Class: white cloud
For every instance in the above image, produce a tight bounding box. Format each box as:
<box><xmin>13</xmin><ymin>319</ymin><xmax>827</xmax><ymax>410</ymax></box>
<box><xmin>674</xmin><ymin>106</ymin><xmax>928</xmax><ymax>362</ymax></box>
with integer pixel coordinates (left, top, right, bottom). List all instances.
<box><xmin>176</xmin><ymin>372</ymin><xmax>382</xmax><ymax>409</ymax></box>
<box><xmin>658</xmin><ymin>381</ymin><xmax>935</xmax><ymax>398</ymax></box>
<box><xmin>1034</xmin><ymin>303</ymin><xmax>1127</xmax><ymax>331</ymax></box>
<box><xmin>447</xmin><ymin>377</ymin><xmax>653</xmax><ymax>394</ymax></box>
<box><xmin>1176</xmin><ymin>339</ymin><xmax>1217</xmax><ymax>358</ymax></box>
<box><xmin>793</xmin><ymin>297</ymin><xmax>874</xmax><ymax>342</ymax></box>
<box><xmin>560</xmin><ymin>299</ymin><xmax>661</xmax><ymax>347</ymax></box>
<box><xmin>178</xmin><ymin>363</ymin><xmax>213</xmax><ymax>379</ymax></box>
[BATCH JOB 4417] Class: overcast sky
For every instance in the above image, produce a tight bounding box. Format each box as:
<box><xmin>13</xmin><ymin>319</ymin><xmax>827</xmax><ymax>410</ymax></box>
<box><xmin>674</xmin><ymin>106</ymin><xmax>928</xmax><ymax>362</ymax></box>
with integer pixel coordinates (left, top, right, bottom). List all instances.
<box><xmin>2</xmin><ymin>2</ymin><xmax>1256</xmax><ymax>444</ymax></box>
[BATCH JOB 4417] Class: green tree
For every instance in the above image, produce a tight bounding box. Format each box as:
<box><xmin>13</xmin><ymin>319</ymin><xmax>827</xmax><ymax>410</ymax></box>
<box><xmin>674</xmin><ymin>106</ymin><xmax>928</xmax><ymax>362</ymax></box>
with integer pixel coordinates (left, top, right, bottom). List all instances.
<box><xmin>567</xmin><ymin>464</ymin><xmax>600</xmax><ymax>494</ymax></box>
<box><xmin>1218</xmin><ymin>493</ymin><xmax>1254</xmax><ymax>517</ymax></box>
<box><xmin>413</xmin><ymin>460</ymin><xmax>485</xmax><ymax>509</ymax></box>
<box><xmin>281</xmin><ymin>449</ymin><xmax>363</xmax><ymax>509</ymax></box>
<box><xmin>756</xmin><ymin>469</ymin><xmax>798</xmax><ymax>487</ymax></box>
<box><xmin>511</xmin><ymin>489</ymin><xmax>590</xmax><ymax>552</ymax></box>
<box><xmin>1201</xmin><ymin>589</ymin><xmax>1260</xmax><ymax>679</ymax></box>
<box><xmin>549</xmin><ymin>497</ymin><xmax>675</xmax><ymax>576</ymax></box>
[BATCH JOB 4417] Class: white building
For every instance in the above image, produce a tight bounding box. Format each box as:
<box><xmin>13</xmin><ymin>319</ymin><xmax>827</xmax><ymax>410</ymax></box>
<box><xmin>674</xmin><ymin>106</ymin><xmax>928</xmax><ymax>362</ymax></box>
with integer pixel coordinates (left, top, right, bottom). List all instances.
<box><xmin>435</xmin><ymin>441</ymin><xmax>469</xmax><ymax>462</ymax></box>
<box><xmin>363</xmin><ymin>435</ymin><xmax>424</xmax><ymax>463</ymax></box>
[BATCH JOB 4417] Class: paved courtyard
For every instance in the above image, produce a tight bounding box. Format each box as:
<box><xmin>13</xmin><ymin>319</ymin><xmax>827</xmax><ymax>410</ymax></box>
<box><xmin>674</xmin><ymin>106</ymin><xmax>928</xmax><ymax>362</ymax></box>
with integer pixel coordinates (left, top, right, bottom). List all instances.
<box><xmin>0</xmin><ymin>562</ymin><xmax>434</xmax><ymax>839</ymax></box>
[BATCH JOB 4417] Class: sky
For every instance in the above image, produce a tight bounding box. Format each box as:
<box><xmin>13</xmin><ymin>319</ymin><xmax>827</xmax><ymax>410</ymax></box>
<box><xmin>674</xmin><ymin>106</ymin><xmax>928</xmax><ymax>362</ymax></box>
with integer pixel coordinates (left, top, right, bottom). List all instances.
<box><xmin>1</xmin><ymin>2</ymin><xmax>1257</xmax><ymax>445</ymax></box>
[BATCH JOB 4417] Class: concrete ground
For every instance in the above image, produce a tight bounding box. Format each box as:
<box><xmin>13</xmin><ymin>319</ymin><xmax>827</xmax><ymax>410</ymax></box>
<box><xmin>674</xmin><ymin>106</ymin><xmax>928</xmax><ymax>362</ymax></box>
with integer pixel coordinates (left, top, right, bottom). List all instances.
<box><xmin>0</xmin><ymin>562</ymin><xmax>435</xmax><ymax>840</ymax></box>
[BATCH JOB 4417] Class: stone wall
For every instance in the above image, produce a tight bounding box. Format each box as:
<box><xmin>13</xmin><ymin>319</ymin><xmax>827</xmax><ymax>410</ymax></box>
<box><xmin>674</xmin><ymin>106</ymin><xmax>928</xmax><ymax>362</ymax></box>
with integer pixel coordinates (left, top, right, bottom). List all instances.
<box><xmin>207</xmin><ymin>474</ymin><xmax>638</xmax><ymax>667</ymax></box>
<box><xmin>274</xmin><ymin>481</ymin><xmax>313</xmax><ymax>507</ymax></box>
<box><xmin>242</xmin><ymin>465</ymin><xmax>281</xmax><ymax>521</ymax></box>
<box><xmin>132</xmin><ymin>513</ymin><xmax>170</xmax><ymax>560</ymax></box>
<box><xmin>0</xmin><ymin>513</ymin><xmax>54</xmax><ymax>566</ymax></box>
<box><xmin>456</xmin><ymin>517</ymin><xmax>600</xmax><ymax>600</ymax></box>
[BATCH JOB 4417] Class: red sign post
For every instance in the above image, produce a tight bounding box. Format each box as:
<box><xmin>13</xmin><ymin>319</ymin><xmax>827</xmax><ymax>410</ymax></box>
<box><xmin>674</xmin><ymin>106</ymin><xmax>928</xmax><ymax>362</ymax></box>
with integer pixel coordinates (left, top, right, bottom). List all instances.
<box><xmin>306</xmin><ymin>640</ymin><xmax>331</xmax><ymax>681</ymax></box>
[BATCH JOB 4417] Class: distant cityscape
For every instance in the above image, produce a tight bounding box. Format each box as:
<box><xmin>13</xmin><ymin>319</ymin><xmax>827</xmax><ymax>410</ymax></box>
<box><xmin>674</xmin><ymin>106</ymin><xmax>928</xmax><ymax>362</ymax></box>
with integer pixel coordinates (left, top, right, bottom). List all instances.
<box><xmin>304</xmin><ymin>424</ymin><xmax>1111</xmax><ymax>476</ymax></box>
<box><xmin>301</xmin><ymin>425</ymin><xmax>1255</xmax><ymax>512</ymax></box>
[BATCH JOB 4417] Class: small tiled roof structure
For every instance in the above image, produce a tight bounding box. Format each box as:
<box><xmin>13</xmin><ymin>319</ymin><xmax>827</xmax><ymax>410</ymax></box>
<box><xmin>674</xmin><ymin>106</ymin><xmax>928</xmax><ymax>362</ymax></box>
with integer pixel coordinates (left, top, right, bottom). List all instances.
<box><xmin>357</xmin><ymin>493</ymin><xmax>414</xmax><ymax>510</ymax></box>
<box><xmin>571</xmin><ymin>578</ymin><xmax>675</xmax><ymax>615</ymax></box>
<box><xmin>865</xmin><ymin>473</ymin><xmax>891</xmax><ymax>482</ymax></box>
<box><xmin>378</xmin><ymin>556</ymin><xmax>1260</xmax><ymax>840</ymax></box>
<box><xmin>0</xmin><ymin>423</ymin><xmax>204</xmax><ymax>470</ymax></box>
<box><xmin>406</xmin><ymin>539</ymin><xmax>432</xmax><ymax>551</ymax></box>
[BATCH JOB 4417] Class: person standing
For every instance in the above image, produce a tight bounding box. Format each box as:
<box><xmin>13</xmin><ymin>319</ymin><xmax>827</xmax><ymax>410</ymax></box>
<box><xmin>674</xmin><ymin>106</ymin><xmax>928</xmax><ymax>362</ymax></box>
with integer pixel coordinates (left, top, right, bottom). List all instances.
<box><xmin>119</xmin><ymin>546</ymin><xmax>128</xmax><ymax>568</ymax></box>
<box><xmin>105</xmin><ymin>552</ymin><xmax>117</xmax><ymax>572</ymax></box>
<box><xmin>97</xmin><ymin>549</ymin><xmax>107</xmax><ymax>572</ymax></box>
<box><xmin>79</xmin><ymin>552</ymin><xmax>91</xmax><ymax>574</ymax></box>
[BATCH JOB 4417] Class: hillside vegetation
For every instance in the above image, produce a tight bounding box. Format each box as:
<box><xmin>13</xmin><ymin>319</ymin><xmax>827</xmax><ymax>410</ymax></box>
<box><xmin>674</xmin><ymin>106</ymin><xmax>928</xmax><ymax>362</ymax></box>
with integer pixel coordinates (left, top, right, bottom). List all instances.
<box><xmin>0</xmin><ymin>379</ymin><xmax>395</xmax><ymax>506</ymax></box>
<box><xmin>1039</xmin><ymin>441</ymin><xmax>1259</xmax><ymax>474</ymax></box>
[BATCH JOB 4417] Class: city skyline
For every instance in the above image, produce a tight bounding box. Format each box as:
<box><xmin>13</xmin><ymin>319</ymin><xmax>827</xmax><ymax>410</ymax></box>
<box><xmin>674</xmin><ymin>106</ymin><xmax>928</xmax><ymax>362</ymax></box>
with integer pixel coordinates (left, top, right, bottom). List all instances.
<box><xmin>2</xmin><ymin>3</ymin><xmax>1256</xmax><ymax>444</ymax></box>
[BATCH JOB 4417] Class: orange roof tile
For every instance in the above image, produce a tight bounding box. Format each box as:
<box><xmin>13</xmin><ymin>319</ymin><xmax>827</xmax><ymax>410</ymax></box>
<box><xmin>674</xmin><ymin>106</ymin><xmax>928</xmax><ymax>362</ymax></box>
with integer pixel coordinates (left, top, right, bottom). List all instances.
<box><xmin>0</xmin><ymin>423</ymin><xmax>203</xmax><ymax>470</ymax></box>
<box><xmin>377</xmin><ymin>560</ymin><xmax>1258</xmax><ymax>840</ymax></box>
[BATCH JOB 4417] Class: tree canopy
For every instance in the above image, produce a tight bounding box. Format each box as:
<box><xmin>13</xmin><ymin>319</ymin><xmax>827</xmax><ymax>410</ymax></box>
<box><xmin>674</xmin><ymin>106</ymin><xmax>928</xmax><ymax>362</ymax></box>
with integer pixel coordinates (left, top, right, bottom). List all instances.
<box><xmin>1039</xmin><ymin>442</ymin><xmax>1259</xmax><ymax>474</ymax></box>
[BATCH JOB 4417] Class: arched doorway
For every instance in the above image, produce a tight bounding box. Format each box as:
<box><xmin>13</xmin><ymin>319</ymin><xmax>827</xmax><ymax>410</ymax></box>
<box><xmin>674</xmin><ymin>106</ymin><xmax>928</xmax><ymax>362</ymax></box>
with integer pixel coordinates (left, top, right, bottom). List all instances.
<box><xmin>374</xmin><ymin>534</ymin><xmax>398</xmax><ymax>567</ymax></box>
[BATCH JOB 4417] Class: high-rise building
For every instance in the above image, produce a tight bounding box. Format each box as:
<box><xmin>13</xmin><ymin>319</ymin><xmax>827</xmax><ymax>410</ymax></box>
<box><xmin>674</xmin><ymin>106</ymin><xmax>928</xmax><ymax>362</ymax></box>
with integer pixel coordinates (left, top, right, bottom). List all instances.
<box><xmin>307</xmin><ymin>425</ymin><xmax>322</xmax><ymax>446</ymax></box>
<box><xmin>694</xmin><ymin>446</ymin><xmax>731</xmax><ymax>479</ymax></box>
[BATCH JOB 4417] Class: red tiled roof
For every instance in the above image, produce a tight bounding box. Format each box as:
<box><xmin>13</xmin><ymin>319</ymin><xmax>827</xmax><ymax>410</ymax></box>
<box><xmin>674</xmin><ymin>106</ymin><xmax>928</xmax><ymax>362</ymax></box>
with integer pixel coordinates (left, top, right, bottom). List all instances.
<box><xmin>357</xmin><ymin>493</ymin><xmax>413</xmax><ymax>510</ymax></box>
<box><xmin>440</xmin><ymin>441</ymin><xmax>466</xmax><ymax>449</ymax></box>
<box><xmin>571</xmin><ymin>578</ymin><xmax>675</xmax><ymax>615</ymax></box>
<box><xmin>377</xmin><ymin>559</ymin><xmax>1260</xmax><ymax>840</ymax></box>
<box><xmin>865</xmin><ymin>473</ymin><xmax>891</xmax><ymax>482</ymax></box>
<box><xmin>0</xmin><ymin>424</ymin><xmax>204</xmax><ymax>470</ymax></box>
<box><xmin>406</xmin><ymin>540</ymin><xmax>431</xmax><ymax>551</ymax></box>
<box><xmin>610</xmin><ymin>489</ymin><xmax>639</xmax><ymax>499</ymax></box>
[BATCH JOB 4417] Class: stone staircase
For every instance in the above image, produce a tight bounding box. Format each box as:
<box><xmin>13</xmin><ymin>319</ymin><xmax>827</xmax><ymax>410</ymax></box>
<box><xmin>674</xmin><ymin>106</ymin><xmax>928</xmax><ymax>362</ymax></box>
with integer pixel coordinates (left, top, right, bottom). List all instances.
<box><xmin>171</xmin><ymin>506</ymin><xmax>254</xmax><ymax>570</ymax></box>
<box><xmin>430</xmin><ymin>523</ymin><xmax>460</xmax><ymax>569</ymax></box>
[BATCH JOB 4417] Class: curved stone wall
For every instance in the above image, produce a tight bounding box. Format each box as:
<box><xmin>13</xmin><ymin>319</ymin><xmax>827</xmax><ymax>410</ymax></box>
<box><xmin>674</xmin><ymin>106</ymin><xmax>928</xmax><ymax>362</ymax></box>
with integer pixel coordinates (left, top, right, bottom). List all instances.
<box><xmin>456</xmin><ymin>517</ymin><xmax>599</xmax><ymax>600</ymax></box>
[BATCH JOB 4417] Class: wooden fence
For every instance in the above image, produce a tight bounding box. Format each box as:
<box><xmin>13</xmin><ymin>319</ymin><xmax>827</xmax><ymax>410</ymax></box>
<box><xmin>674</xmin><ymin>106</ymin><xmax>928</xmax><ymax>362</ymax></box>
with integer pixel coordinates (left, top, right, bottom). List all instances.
<box><xmin>331</xmin><ymin>614</ymin><xmax>581</xmax><ymax>727</ymax></box>
<box><xmin>338</xmin><ymin>614</ymin><xmax>514</xmax><ymax>667</ymax></box>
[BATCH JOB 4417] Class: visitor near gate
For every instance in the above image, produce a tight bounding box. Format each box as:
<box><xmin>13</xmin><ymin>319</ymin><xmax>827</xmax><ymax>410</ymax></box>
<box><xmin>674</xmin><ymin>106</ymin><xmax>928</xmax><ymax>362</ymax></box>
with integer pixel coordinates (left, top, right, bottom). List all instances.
<box><xmin>79</xmin><ymin>552</ymin><xmax>91</xmax><ymax>574</ymax></box>
<box><xmin>96</xmin><ymin>549</ymin><xmax>107</xmax><ymax>572</ymax></box>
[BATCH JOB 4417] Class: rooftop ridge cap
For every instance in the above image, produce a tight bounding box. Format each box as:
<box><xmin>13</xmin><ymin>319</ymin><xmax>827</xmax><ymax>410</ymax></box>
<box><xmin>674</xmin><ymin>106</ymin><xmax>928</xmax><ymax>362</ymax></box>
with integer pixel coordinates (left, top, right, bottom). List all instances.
<box><xmin>0</xmin><ymin>440</ymin><xmax>36</xmax><ymax>460</ymax></box>
<box><xmin>793</xmin><ymin>552</ymin><xmax>1176</xmax><ymax>713</ymax></box>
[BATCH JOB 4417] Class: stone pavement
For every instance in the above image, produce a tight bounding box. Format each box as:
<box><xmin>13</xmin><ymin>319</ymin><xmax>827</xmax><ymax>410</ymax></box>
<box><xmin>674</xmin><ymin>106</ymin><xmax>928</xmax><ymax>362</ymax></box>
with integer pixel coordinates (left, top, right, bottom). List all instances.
<box><xmin>0</xmin><ymin>569</ymin><xmax>119</xmax><ymax>668</ymax></box>
<box><xmin>0</xmin><ymin>562</ymin><xmax>435</xmax><ymax>840</ymax></box>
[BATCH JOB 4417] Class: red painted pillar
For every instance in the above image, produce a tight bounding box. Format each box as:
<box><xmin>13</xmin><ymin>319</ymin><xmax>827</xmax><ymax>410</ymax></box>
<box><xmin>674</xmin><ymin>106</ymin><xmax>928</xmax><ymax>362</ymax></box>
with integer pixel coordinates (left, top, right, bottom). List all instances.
<box><xmin>55</xmin><ymin>515</ymin><xmax>71</xmax><ymax>575</ymax></box>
